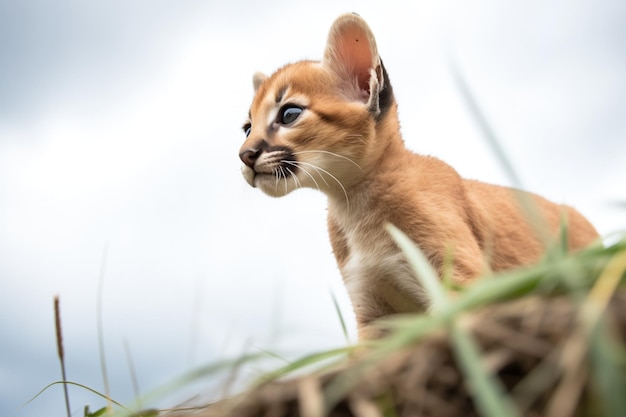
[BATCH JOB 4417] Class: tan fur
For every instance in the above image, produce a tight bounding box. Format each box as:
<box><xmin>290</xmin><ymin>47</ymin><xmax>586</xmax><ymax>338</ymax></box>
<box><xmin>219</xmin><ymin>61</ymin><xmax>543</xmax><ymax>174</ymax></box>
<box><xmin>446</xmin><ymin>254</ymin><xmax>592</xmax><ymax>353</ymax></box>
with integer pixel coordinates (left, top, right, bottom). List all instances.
<box><xmin>239</xmin><ymin>14</ymin><xmax>600</xmax><ymax>339</ymax></box>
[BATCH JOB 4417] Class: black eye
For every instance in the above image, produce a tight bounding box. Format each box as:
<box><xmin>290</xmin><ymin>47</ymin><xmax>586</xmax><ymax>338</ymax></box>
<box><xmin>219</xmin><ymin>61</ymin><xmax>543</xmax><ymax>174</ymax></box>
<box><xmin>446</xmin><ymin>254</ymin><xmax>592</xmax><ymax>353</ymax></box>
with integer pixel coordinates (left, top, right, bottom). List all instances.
<box><xmin>243</xmin><ymin>124</ymin><xmax>251</xmax><ymax>137</ymax></box>
<box><xmin>279</xmin><ymin>106</ymin><xmax>303</xmax><ymax>125</ymax></box>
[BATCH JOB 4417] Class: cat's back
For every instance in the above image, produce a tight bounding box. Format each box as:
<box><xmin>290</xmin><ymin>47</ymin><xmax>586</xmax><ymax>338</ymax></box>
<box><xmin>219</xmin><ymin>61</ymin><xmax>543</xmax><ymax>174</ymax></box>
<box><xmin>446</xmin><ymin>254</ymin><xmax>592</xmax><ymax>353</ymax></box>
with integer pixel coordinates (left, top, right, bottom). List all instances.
<box><xmin>462</xmin><ymin>179</ymin><xmax>600</xmax><ymax>270</ymax></box>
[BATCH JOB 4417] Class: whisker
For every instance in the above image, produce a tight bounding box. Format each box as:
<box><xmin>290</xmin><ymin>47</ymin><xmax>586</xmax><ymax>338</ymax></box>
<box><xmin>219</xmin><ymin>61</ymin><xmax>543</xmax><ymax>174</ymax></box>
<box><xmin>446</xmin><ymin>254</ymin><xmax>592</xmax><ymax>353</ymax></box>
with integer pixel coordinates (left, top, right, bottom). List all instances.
<box><xmin>292</xmin><ymin>150</ymin><xmax>363</xmax><ymax>172</ymax></box>
<box><xmin>273</xmin><ymin>167</ymin><xmax>280</xmax><ymax>189</ymax></box>
<box><xmin>285</xmin><ymin>166</ymin><xmax>301</xmax><ymax>189</ymax></box>
<box><xmin>288</xmin><ymin>159</ymin><xmax>330</xmax><ymax>188</ymax></box>
<box><xmin>280</xmin><ymin>166</ymin><xmax>288</xmax><ymax>194</ymax></box>
<box><xmin>302</xmin><ymin>162</ymin><xmax>331</xmax><ymax>188</ymax></box>
<box><xmin>284</xmin><ymin>161</ymin><xmax>320</xmax><ymax>193</ymax></box>
<box><xmin>295</xmin><ymin>160</ymin><xmax>351</xmax><ymax>211</ymax></box>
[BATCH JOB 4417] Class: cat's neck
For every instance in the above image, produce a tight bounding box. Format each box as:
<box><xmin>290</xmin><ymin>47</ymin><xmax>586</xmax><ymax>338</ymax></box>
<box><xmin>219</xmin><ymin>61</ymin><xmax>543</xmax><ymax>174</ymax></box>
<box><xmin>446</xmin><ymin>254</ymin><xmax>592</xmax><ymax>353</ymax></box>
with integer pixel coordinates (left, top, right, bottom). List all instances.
<box><xmin>327</xmin><ymin>119</ymin><xmax>410</xmax><ymax>220</ymax></box>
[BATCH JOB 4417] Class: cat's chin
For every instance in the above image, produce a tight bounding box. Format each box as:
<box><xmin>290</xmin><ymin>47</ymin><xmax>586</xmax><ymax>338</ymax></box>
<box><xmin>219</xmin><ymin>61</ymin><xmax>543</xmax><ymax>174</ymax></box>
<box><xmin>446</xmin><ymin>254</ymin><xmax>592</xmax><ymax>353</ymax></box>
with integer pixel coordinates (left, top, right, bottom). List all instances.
<box><xmin>241</xmin><ymin>165</ymin><xmax>300</xmax><ymax>197</ymax></box>
<box><xmin>255</xmin><ymin>174</ymin><xmax>299</xmax><ymax>198</ymax></box>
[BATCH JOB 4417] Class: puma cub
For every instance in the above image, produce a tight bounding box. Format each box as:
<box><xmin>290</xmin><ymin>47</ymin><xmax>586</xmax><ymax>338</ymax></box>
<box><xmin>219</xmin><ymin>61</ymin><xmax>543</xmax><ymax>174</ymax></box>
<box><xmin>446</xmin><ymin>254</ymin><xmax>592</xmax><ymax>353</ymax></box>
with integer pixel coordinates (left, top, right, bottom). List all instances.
<box><xmin>239</xmin><ymin>14</ymin><xmax>599</xmax><ymax>339</ymax></box>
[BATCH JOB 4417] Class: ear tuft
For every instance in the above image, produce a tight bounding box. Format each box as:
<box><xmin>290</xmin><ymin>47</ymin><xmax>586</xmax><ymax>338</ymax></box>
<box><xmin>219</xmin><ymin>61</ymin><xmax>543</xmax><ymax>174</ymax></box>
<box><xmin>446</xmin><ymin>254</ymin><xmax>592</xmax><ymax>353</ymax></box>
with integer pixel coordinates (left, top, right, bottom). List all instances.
<box><xmin>323</xmin><ymin>14</ymin><xmax>384</xmax><ymax>115</ymax></box>
<box><xmin>252</xmin><ymin>72</ymin><xmax>268</xmax><ymax>93</ymax></box>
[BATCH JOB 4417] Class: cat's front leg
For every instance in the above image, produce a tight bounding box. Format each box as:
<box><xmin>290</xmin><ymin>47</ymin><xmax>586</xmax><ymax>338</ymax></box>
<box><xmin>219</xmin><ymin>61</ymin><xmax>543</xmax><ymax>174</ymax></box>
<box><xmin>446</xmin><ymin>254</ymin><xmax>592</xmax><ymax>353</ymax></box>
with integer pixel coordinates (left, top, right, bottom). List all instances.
<box><xmin>345</xmin><ymin>267</ymin><xmax>428</xmax><ymax>340</ymax></box>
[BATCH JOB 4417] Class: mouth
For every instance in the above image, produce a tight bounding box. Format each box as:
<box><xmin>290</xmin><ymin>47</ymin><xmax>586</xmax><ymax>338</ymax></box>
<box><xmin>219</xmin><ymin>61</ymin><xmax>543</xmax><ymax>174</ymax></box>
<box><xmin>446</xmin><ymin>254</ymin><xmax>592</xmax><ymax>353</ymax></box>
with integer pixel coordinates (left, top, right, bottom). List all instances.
<box><xmin>241</xmin><ymin>164</ymin><xmax>300</xmax><ymax>198</ymax></box>
<box><xmin>241</xmin><ymin>165</ymin><xmax>290</xmax><ymax>185</ymax></box>
<box><xmin>243</xmin><ymin>149</ymin><xmax>297</xmax><ymax>181</ymax></box>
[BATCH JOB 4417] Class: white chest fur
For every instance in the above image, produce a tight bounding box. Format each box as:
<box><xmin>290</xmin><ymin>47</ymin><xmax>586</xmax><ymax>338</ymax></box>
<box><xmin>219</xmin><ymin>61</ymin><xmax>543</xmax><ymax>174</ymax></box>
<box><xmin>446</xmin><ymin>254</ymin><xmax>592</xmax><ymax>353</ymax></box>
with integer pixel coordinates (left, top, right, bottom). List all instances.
<box><xmin>332</xmin><ymin>203</ymin><xmax>430</xmax><ymax>316</ymax></box>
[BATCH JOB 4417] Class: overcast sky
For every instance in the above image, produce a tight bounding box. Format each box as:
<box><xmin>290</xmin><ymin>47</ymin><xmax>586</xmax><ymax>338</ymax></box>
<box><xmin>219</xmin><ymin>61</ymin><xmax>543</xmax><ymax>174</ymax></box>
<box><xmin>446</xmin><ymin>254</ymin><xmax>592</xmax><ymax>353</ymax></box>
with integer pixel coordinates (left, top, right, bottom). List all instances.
<box><xmin>1</xmin><ymin>1</ymin><xmax>625</xmax><ymax>416</ymax></box>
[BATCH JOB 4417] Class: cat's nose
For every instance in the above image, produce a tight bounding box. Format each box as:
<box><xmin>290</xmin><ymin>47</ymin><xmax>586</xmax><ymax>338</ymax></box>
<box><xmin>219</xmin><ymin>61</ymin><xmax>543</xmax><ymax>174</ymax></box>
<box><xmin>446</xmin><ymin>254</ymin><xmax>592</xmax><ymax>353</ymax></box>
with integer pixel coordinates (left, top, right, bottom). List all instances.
<box><xmin>239</xmin><ymin>148</ymin><xmax>261</xmax><ymax>168</ymax></box>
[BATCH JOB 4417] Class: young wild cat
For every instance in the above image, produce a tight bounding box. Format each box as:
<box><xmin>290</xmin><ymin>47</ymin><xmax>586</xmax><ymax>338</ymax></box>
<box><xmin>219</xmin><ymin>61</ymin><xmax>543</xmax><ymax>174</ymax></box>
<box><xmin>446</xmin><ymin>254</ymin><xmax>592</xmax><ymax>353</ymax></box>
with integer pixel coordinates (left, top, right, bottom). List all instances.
<box><xmin>238</xmin><ymin>14</ymin><xmax>599</xmax><ymax>339</ymax></box>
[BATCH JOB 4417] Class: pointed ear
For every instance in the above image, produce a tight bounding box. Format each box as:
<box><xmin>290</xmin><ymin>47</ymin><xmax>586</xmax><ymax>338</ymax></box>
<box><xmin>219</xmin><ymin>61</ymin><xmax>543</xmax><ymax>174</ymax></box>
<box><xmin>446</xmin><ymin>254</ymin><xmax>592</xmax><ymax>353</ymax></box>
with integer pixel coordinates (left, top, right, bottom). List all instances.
<box><xmin>252</xmin><ymin>72</ymin><xmax>268</xmax><ymax>93</ymax></box>
<box><xmin>323</xmin><ymin>14</ymin><xmax>384</xmax><ymax>116</ymax></box>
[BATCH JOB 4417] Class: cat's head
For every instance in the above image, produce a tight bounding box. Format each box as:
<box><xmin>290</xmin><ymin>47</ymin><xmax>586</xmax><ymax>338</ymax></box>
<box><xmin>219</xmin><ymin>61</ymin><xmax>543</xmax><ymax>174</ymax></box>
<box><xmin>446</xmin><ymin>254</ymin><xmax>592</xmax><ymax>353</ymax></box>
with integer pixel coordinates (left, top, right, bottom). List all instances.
<box><xmin>239</xmin><ymin>13</ymin><xmax>395</xmax><ymax>199</ymax></box>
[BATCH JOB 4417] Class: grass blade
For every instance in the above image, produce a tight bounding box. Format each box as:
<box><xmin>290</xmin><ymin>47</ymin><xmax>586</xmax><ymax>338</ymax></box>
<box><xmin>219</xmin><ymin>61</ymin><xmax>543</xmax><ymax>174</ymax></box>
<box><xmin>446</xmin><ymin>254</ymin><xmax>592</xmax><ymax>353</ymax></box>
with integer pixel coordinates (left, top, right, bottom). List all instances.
<box><xmin>122</xmin><ymin>352</ymin><xmax>267</xmax><ymax>416</ymax></box>
<box><xmin>26</xmin><ymin>381</ymin><xmax>130</xmax><ymax>412</ymax></box>
<box><xmin>329</xmin><ymin>288</ymin><xmax>350</xmax><ymax>345</ymax></box>
<box><xmin>449</xmin><ymin>60</ymin><xmax>553</xmax><ymax>247</ymax></box>
<box><xmin>450</xmin><ymin>323</ymin><xmax>520</xmax><ymax>417</ymax></box>
<box><xmin>385</xmin><ymin>223</ymin><xmax>448</xmax><ymax>311</ymax></box>
<box><xmin>257</xmin><ymin>346</ymin><xmax>353</xmax><ymax>384</ymax></box>
<box><xmin>123</xmin><ymin>338</ymin><xmax>143</xmax><ymax>409</ymax></box>
<box><xmin>580</xmin><ymin>249</ymin><xmax>626</xmax><ymax>416</ymax></box>
<box><xmin>96</xmin><ymin>245</ymin><xmax>112</xmax><ymax>413</ymax></box>
<box><xmin>448</xmin><ymin>60</ymin><xmax>522</xmax><ymax>190</ymax></box>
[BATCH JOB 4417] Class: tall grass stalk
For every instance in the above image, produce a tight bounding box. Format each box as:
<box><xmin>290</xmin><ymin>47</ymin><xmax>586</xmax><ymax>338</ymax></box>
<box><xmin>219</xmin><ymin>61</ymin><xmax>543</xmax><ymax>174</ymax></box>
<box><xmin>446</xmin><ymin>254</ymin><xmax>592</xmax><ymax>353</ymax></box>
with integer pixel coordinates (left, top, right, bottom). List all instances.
<box><xmin>123</xmin><ymin>339</ymin><xmax>141</xmax><ymax>404</ymax></box>
<box><xmin>54</xmin><ymin>295</ymin><xmax>71</xmax><ymax>417</ymax></box>
<box><xmin>329</xmin><ymin>288</ymin><xmax>350</xmax><ymax>345</ymax></box>
<box><xmin>385</xmin><ymin>223</ymin><xmax>448</xmax><ymax>311</ymax></box>
<box><xmin>449</xmin><ymin>60</ymin><xmax>554</xmax><ymax>249</ymax></box>
<box><xmin>97</xmin><ymin>245</ymin><xmax>112</xmax><ymax>414</ymax></box>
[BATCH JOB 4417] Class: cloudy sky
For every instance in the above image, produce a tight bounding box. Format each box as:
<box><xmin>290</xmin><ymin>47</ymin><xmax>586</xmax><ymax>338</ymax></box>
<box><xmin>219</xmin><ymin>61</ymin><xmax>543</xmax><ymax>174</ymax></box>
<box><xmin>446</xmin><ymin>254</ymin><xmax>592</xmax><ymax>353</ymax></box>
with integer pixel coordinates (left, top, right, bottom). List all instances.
<box><xmin>1</xmin><ymin>1</ymin><xmax>625</xmax><ymax>416</ymax></box>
